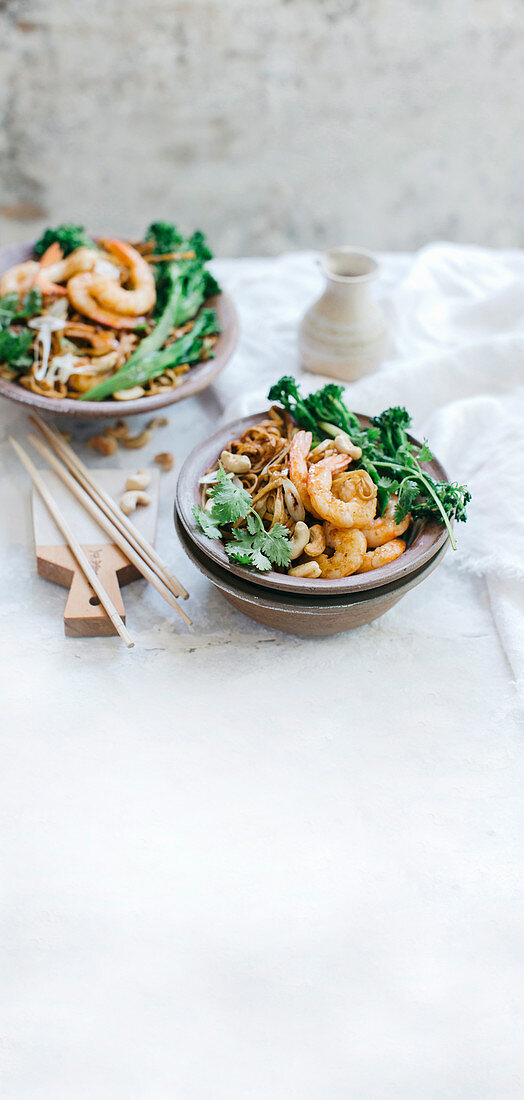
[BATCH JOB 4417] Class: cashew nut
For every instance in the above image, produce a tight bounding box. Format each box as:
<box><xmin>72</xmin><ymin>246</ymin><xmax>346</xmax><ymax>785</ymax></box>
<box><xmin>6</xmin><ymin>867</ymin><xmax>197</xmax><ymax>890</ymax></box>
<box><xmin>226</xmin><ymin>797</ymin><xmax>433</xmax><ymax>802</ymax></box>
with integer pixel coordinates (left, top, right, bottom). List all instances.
<box><xmin>288</xmin><ymin>561</ymin><xmax>322</xmax><ymax>579</ymax></box>
<box><xmin>147</xmin><ymin>416</ymin><xmax>169</xmax><ymax>430</ymax></box>
<box><xmin>334</xmin><ymin>432</ymin><xmax>362</xmax><ymax>460</ymax></box>
<box><xmin>125</xmin><ymin>469</ymin><xmax>152</xmax><ymax>491</ymax></box>
<box><xmin>107</xmin><ymin>419</ymin><xmax>130</xmax><ymax>440</ymax></box>
<box><xmin>283</xmin><ymin>478</ymin><xmax>305</xmax><ymax>523</ymax></box>
<box><xmin>119</xmin><ymin>490</ymin><xmax>152</xmax><ymax>515</ymax></box>
<box><xmin>309</xmin><ymin>439</ymin><xmax>332</xmax><ymax>461</ymax></box>
<box><xmin>121</xmin><ymin>428</ymin><xmax>152</xmax><ymax>450</ymax></box>
<box><xmin>154</xmin><ymin>451</ymin><xmax>174</xmax><ymax>472</ymax></box>
<box><xmin>304</xmin><ymin>523</ymin><xmax>326</xmax><ymax>557</ymax></box>
<box><xmin>220</xmin><ymin>450</ymin><xmax>251</xmax><ymax>474</ymax></box>
<box><xmin>113</xmin><ymin>386</ymin><xmax>146</xmax><ymax>400</ymax></box>
<box><xmin>87</xmin><ymin>433</ymin><xmax>118</xmax><ymax>456</ymax></box>
<box><xmin>288</xmin><ymin>521</ymin><xmax>310</xmax><ymax>560</ymax></box>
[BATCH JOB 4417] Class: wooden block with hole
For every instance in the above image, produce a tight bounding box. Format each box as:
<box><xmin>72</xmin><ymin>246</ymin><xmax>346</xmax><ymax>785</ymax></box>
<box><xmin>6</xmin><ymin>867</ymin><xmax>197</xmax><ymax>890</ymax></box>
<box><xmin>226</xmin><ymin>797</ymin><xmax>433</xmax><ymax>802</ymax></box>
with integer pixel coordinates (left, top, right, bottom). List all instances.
<box><xmin>32</xmin><ymin>468</ymin><xmax>159</xmax><ymax>637</ymax></box>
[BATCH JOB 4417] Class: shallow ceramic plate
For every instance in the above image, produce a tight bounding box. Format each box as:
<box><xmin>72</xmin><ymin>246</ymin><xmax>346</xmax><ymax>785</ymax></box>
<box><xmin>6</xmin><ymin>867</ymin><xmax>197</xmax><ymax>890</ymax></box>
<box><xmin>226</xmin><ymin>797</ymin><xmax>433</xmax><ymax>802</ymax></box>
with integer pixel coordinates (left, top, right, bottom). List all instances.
<box><xmin>0</xmin><ymin>241</ymin><xmax>238</xmax><ymax>418</ymax></box>
<box><xmin>175</xmin><ymin>511</ymin><xmax>449</xmax><ymax>635</ymax></box>
<box><xmin>175</xmin><ymin>410</ymin><xmax>451</xmax><ymax>597</ymax></box>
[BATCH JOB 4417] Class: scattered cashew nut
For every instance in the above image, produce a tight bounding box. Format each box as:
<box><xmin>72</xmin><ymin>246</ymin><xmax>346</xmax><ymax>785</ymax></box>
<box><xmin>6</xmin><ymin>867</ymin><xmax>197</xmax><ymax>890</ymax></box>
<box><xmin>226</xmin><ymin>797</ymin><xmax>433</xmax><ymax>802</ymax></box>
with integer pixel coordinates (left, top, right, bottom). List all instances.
<box><xmin>121</xmin><ymin>428</ymin><xmax>152</xmax><ymax>450</ymax></box>
<box><xmin>304</xmin><ymin>523</ymin><xmax>326</xmax><ymax>557</ymax></box>
<box><xmin>334</xmin><ymin>432</ymin><xmax>362</xmax><ymax>460</ymax></box>
<box><xmin>283</xmin><ymin>478</ymin><xmax>305</xmax><ymax>523</ymax></box>
<box><xmin>154</xmin><ymin>452</ymin><xmax>174</xmax><ymax>472</ymax></box>
<box><xmin>288</xmin><ymin>561</ymin><xmax>322</xmax><ymax>579</ymax></box>
<box><xmin>289</xmin><ymin>520</ymin><xmax>310</xmax><ymax>560</ymax></box>
<box><xmin>119</xmin><ymin>490</ymin><xmax>152</xmax><ymax>515</ymax></box>
<box><xmin>87</xmin><ymin>434</ymin><xmax>118</xmax><ymax>456</ymax></box>
<box><xmin>220</xmin><ymin>450</ymin><xmax>251</xmax><ymax>474</ymax></box>
<box><xmin>125</xmin><ymin>469</ymin><xmax>152</xmax><ymax>491</ymax></box>
<box><xmin>147</xmin><ymin>416</ymin><xmax>169</xmax><ymax>430</ymax></box>
<box><xmin>107</xmin><ymin>419</ymin><xmax>130</xmax><ymax>440</ymax></box>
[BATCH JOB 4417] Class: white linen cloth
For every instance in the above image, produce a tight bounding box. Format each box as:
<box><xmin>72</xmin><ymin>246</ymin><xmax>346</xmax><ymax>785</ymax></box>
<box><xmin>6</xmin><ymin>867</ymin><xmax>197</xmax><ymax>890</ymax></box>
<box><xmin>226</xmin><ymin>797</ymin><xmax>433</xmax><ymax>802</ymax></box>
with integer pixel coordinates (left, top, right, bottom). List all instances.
<box><xmin>216</xmin><ymin>244</ymin><xmax>524</xmax><ymax>698</ymax></box>
<box><xmin>1</xmin><ymin>245</ymin><xmax>523</xmax><ymax>1100</ymax></box>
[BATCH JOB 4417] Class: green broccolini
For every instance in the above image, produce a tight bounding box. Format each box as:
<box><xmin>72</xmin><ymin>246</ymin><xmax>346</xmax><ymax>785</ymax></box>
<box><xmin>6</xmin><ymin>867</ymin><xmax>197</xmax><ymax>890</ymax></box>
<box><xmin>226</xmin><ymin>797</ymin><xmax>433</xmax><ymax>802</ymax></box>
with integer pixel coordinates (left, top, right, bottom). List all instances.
<box><xmin>268</xmin><ymin>376</ymin><xmax>471</xmax><ymax>549</ymax></box>
<box><xmin>34</xmin><ymin>224</ymin><xmax>95</xmax><ymax>257</ymax></box>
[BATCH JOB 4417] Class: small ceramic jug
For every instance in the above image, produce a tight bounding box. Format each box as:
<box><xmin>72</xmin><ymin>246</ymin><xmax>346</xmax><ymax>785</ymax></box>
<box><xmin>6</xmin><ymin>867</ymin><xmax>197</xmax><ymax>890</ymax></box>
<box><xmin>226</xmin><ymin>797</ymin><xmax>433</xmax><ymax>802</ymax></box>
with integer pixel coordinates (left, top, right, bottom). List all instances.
<box><xmin>299</xmin><ymin>247</ymin><xmax>389</xmax><ymax>381</ymax></box>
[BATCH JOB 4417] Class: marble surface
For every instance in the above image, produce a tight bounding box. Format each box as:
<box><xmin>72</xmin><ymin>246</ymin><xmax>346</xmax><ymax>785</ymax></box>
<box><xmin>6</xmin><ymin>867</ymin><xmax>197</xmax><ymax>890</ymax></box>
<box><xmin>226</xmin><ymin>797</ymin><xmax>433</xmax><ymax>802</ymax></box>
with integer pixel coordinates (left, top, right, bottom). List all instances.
<box><xmin>1</xmin><ymin>251</ymin><xmax>523</xmax><ymax>1099</ymax></box>
<box><xmin>1</xmin><ymin>1</ymin><xmax>524</xmax><ymax>254</ymax></box>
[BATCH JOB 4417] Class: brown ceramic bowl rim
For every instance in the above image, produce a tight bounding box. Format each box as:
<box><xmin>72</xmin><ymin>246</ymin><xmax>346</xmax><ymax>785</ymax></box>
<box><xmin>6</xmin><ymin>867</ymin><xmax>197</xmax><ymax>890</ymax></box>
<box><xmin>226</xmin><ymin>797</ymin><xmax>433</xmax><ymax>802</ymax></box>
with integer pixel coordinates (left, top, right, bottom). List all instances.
<box><xmin>0</xmin><ymin>240</ymin><xmax>238</xmax><ymax>418</ymax></box>
<box><xmin>175</xmin><ymin>409</ymin><xmax>451</xmax><ymax>597</ymax></box>
<box><xmin>175</xmin><ymin>509</ymin><xmax>450</xmax><ymax>613</ymax></box>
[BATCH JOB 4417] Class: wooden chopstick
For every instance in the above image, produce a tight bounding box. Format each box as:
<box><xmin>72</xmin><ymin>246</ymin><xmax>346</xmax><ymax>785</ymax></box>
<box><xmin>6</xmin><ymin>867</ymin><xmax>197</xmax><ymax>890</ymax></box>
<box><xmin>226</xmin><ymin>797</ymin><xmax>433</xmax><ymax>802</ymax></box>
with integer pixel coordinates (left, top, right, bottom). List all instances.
<box><xmin>29</xmin><ymin>412</ymin><xmax>189</xmax><ymax>601</ymax></box>
<box><xmin>27</xmin><ymin>432</ymin><xmax>192</xmax><ymax>627</ymax></box>
<box><xmin>10</xmin><ymin>437</ymin><xmax>134</xmax><ymax>648</ymax></box>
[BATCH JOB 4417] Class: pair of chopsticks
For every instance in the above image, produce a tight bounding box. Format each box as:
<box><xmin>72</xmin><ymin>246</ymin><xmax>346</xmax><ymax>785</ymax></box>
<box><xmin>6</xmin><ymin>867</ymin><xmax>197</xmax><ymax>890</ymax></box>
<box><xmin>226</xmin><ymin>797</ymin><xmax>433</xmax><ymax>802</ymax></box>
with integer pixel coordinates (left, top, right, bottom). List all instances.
<box><xmin>10</xmin><ymin>413</ymin><xmax>191</xmax><ymax>647</ymax></box>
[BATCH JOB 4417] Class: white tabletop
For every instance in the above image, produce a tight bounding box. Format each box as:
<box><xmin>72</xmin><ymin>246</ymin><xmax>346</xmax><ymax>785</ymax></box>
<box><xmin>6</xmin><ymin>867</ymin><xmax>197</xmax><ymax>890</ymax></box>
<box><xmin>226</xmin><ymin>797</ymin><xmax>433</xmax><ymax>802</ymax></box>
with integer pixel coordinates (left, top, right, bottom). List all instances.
<box><xmin>1</xmin><ymin>248</ymin><xmax>522</xmax><ymax>1099</ymax></box>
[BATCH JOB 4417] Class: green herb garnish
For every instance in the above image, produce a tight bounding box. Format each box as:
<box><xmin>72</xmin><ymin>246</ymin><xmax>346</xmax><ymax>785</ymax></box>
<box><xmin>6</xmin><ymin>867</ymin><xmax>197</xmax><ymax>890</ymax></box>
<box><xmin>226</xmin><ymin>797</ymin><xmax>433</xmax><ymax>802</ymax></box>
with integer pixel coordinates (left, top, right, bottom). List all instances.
<box><xmin>193</xmin><ymin>464</ymin><xmax>292</xmax><ymax>572</ymax></box>
<box><xmin>0</xmin><ymin>326</ymin><xmax>34</xmax><ymax>372</ymax></box>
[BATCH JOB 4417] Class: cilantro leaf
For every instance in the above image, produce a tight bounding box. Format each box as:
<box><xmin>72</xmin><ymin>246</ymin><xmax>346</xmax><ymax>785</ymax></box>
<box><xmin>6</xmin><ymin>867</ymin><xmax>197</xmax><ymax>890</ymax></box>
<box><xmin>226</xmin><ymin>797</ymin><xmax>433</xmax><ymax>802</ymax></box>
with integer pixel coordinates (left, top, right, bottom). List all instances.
<box><xmin>192</xmin><ymin>504</ymin><xmax>222</xmax><ymax>539</ymax></box>
<box><xmin>246</xmin><ymin>512</ymin><xmax>261</xmax><ymax>535</ymax></box>
<box><xmin>0</xmin><ymin>293</ymin><xmax>20</xmax><ymax>326</ymax></box>
<box><xmin>395</xmin><ymin>478</ymin><xmax>420</xmax><ymax>522</ymax></box>
<box><xmin>208</xmin><ymin>463</ymin><xmax>252</xmax><ymax>523</ymax></box>
<box><xmin>0</xmin><ymin>327</ymin><xmax>34</xmax><ymax>371</ymax></box>
<box><xmin>225</xmin><ymin>547</ymin><xmax>256</xmax><ymax>565</ymax></box>
<box><xmin>224</xmin><ymin>518</ymin><xmax>291</xmax><ymax>572</ymax></box>
<box><xmin>249</xmin><ymin>547</ymin><xmax>272</xmax><ymax>571</ymax></box>
<box><xmin>17</xmin><ymin>287</ymin><xmax>43</xmax><ymax>318</ymax></box>
<box><xmin>257</xmin><ymin>523</ymin><xmax>292</xmax><ymax>568</ymax></box>
<box><xmin>0</xmin><ymin>288</ymin><xmax>42</xmax><ymax>327</ymax></box>
<box><xmin>417</xmin><ymin>440</ymin><xmax>434</xmax><ymax>463</ymax></box>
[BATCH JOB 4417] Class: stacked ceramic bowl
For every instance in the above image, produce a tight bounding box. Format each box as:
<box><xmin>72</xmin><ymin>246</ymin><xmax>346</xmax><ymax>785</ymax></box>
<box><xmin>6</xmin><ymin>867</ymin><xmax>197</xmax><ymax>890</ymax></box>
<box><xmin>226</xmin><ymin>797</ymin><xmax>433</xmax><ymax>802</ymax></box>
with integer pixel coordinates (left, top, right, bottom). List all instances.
<box><xmin>175</xmin><ymin>413</ymin><xmax>451</xmax><ymax>636</ymax></box>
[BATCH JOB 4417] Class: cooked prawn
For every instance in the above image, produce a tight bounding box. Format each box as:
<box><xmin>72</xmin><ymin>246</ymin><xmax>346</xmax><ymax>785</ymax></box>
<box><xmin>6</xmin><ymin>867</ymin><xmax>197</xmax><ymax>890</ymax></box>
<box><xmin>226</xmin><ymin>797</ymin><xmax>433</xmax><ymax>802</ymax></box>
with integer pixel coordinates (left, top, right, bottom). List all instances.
<box><xmin>43</xmin><ymin>246</ymin><xmax>99</xmax><ymax>285</ymax></box>
<box><xmin>357</xmin><ymin>538</ymin><xmax>407</xmax><ymax>572</ymax></box>
<box><xmin>0</xmin><ymin>261</ymin><xmax>40</xmax><ymax>297</ymax></box>
<box><xmin>289</xmin><ymin>431</ymin><xmax>316</xmax><ymax>515</ymax></box>
<box><xmin>361</xmin><ymin>494</ymin><xmax>411</xmax><ymax>548</ymax></box>
<box><xmin>89</xmin><ymin>239</ymin><xmax>156</xmax><ymax>316</ymax></box>
<box><xmin>67</xmin><ymin>273</ymin><xmax>146</xmax><ymax>330</ymax></box>
<box><xmin>307</xmin><ymin>458</ymin><xmax>374</xmax><ymax>528</ymax></box>
<box><xmin>0</xmin><ymin>248</ymin><xmax>95</xmax><ymax>299</ymax></box>
<box><xmin>313</xmin><ymin>525</ymin><xmax>367</xmax><ymax>578</ymax></box>
<box><xmin>38</xmin><ymin>242</ymin><xmax>63</xmax><ymax>267</ymax></box>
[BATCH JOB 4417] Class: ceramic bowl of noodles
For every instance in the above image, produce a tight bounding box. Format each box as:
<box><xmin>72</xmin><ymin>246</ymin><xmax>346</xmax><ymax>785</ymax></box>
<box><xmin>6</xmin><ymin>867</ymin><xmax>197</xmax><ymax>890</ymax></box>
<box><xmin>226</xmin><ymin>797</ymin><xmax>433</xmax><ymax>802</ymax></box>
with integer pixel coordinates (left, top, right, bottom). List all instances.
<box><xmin>175</xmin><ymin>410</ymin><xmax>451</xmax><ymax>604</ymax></box>
<box><xmin>0</xmin><ymin>236</ymin><xmax>238</xmax><ymax>418</ymax></box>
<box><xmin>175</xmin><ymin>508</ymin><xmax>449</xmax><ymax>635</ymax></box>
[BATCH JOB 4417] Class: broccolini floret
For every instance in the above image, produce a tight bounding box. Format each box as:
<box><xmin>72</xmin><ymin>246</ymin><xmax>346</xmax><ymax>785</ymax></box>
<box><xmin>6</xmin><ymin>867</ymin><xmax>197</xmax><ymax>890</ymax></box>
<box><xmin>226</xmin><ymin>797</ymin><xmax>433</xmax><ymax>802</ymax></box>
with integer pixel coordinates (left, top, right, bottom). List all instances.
<box><xmin>34</xmin><ymin>224</ymin><xmax>95</xmax><ymax>257</ymax></box>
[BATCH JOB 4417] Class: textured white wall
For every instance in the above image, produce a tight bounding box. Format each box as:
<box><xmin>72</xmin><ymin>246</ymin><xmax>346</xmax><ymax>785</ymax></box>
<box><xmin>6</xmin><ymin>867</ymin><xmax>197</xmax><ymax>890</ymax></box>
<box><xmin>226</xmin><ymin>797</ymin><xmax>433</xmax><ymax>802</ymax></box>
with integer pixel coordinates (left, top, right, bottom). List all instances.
<box><xmin>1</xmin><ymin>0</ymin><xmax>523</xmax><ymax>256</ymax></box>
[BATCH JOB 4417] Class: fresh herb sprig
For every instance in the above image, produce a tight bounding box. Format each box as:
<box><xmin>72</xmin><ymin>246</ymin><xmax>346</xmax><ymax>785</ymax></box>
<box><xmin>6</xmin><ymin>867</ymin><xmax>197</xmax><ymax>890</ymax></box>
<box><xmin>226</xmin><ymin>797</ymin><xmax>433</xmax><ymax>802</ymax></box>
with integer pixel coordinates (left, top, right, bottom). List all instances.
<box><xmin>0</xmin><ymin>288</ymin><xmax>42</xmax><ymax>372</ymax></box>
<box><xmin>268</xmin><ymin>377</ymin><xmax>470</xmax><ymax>550</ymax></box>
<box><xmin>193</xmin><ymin>464</ymin><xmax>292</xmax><ymax>572</ymax></box>
<box><xmin>0</xmin><ymin>288</ymin><xmax>42</xmax><ymax>326</ymax></box>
